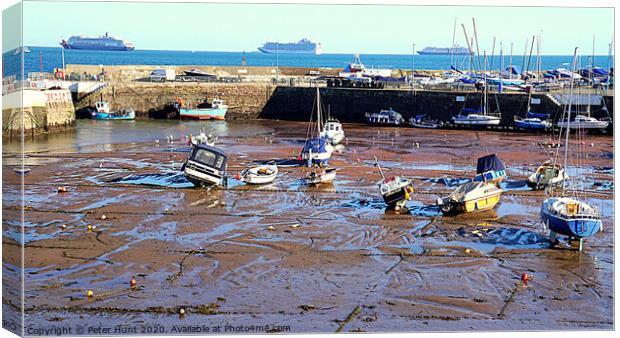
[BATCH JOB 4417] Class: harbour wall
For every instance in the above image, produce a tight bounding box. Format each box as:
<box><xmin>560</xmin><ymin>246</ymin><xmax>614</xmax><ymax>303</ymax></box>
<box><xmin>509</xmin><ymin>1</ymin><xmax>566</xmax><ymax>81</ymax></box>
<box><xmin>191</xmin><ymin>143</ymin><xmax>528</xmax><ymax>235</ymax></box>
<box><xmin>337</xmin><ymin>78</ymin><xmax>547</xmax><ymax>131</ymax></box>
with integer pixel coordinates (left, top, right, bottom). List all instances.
<box><xmin>260</xmin><ymin>87</ymin><xmax>614</xmax><ymax>126</ymax></box>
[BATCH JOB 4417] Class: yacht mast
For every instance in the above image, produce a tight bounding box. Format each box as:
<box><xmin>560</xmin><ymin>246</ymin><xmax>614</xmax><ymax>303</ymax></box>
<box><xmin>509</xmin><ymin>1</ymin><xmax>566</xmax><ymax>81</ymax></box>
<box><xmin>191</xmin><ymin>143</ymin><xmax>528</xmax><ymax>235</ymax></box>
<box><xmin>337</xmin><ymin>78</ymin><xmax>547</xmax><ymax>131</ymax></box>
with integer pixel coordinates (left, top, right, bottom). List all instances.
<box><xmin>564</xmin><ymin>47</ymin><xmax>578</xmax><ymax>170</ymax></box>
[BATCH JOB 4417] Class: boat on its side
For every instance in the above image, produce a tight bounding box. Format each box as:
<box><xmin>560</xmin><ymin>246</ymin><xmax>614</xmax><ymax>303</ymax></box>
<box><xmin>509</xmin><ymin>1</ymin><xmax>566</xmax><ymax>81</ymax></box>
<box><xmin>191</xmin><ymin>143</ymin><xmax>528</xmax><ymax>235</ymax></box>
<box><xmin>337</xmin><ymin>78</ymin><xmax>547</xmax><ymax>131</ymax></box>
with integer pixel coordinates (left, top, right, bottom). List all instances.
<box><xmin>180</xmin><ymin>98</ymin><xmax>228</xmax><ymax>120</ymax></box>
<box><xmin>365</xmin><ymin>108</ymin><xmax>405</xmax><ymax>126</ymax></box>
<box><xmin>181</xmin><ymin>144</ymin><xmax>227</xmax><ymax>187</ymax></box>
<box><xmin>527</xmin><ymin>162</ymin><xmax>567</xmax><ymax>190</ymax></box>
<box><xmin>239</xmin><ymin>163</ymin><xmax>278</xmax><ymax>184</ymax></box>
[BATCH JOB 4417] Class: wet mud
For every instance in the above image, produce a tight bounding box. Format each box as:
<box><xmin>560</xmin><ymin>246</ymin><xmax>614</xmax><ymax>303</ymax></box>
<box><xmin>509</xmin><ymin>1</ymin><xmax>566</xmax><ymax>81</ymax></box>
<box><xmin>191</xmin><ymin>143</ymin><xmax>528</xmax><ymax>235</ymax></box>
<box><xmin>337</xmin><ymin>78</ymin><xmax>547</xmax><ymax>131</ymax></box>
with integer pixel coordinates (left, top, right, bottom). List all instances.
<box><xmin>2</xmin><ymin>120</ymin><xmax>614</xmax><ymax>333</ymax></box>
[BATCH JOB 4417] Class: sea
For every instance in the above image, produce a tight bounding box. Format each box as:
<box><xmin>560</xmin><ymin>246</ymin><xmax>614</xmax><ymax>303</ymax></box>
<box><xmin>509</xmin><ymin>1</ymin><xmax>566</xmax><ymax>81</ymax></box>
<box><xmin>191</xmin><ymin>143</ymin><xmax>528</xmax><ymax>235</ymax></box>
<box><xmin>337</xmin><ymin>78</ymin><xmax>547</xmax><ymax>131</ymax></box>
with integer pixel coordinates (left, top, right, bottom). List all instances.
<box><xmin>2</xmin><ymin>46</ymin><xmax>613</xmax><ymax>80</ymax></box>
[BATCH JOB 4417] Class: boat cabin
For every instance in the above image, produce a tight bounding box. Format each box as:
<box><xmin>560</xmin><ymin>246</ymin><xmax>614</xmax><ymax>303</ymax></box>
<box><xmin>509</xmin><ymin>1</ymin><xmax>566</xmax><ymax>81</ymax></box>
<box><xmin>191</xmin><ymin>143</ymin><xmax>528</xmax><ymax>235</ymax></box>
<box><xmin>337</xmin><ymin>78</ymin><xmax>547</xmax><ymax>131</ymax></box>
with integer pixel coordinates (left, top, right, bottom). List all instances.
<box><xmin>95</xmin><ymin>101</ymin><xmax>110</xmax><ymax>113</ymax></box>
<box><xmin>183</xmin><ymin>144</ymin><xmax>228</xmax><ymax>186</ymax></box>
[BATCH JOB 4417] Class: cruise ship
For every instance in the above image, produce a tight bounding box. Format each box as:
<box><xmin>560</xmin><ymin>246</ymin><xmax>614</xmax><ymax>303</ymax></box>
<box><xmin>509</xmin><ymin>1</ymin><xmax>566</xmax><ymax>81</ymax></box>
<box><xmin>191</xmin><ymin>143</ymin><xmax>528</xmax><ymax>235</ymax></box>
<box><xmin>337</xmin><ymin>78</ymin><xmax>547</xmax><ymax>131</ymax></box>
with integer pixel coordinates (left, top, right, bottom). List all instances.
<box><xmin>60</xmin><ymin>33</ymin><xmax>135</xmax><ymax>51</ymax></box>
<box><xmin>417</xmin><ymin>46</ymin><xmax>473</xmax><ymax>55</ymax></box>
<box><xmin>258</xmin><ymin>38</ymin><xmax>322</xmax><ymax>55</ymax></box>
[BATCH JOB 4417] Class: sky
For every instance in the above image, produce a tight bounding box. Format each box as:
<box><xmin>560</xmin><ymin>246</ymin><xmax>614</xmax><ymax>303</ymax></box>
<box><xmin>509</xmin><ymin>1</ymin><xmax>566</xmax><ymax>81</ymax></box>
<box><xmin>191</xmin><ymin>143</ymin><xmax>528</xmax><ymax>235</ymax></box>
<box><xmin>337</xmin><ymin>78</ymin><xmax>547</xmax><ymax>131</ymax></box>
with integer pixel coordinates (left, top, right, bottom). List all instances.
<box><xmin>12</xmin><ymin>0</ymin><xmax>616</xmax><ymax>55</ymax></box>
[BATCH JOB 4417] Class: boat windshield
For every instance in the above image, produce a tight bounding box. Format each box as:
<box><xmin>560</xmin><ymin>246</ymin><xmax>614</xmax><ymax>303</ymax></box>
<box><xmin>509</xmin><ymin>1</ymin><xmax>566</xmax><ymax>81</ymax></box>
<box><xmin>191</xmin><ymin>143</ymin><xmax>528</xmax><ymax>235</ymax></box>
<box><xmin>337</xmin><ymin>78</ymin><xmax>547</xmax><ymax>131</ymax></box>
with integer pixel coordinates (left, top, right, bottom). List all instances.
<box><xmin>192</xmin><ymin>148</ymin><xmax>226</xmax><ymax>170</ymax></box>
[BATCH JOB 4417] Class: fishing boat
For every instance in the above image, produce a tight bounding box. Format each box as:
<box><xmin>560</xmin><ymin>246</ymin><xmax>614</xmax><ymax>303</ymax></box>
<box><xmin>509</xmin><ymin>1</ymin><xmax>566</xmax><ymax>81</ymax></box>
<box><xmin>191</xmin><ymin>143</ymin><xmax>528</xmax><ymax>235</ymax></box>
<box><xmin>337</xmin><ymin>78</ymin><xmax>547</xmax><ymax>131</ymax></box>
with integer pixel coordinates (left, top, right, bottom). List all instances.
<box><xmin>179</xmin><ymin>98</ymin><xmax>228</xmax><ymax>120</ymax></box>
<box><xmin>375</xmin><ymin>158</ymin><xmax>414</xmax><ymax>211</ymax></box>
<box><xmin>408</xmin><ymin>114</ymin><xmax>443</xmax><ymax>129</ymax></box>
<box><xmin>301</xmin><ymin>88</ymin><xmax>334</xmax><ymax>164</ymax></box>
<box><xmin>540</xmin><ymin>48</ymin><xmax>602</xmax><ymax>251</ymax></box>
<box><xmin>305</xmin><ymin>166</ymin><xmax>337</xmax><ymax>185</ymax></box>
<box><xmin>365</xmin><ymin>108</ymin><xmax>405</xmax><ymax>126</ymax></box>
<box><xmin>527</xmin><ymin>162</ymin><xmax>567</xmax><ymax>190</ymax></box>
<box><xmin>320</xmin><ymin>114</ymin><xmax>345</xmax><ymax>145</ymax></box>
<box><xmin>239</xmin><ymin>163</ymin><xmax>278</xmax><ymax>184</ymax></box>
<box><xmin>91</xmin><ymin>101</ymin><xmax>135</xmax><ymax>120</ymax></box>
<box><xmin>181</xmin><ymin>144</ymin><xmax>227</xmax><ymax>187</ymax></box>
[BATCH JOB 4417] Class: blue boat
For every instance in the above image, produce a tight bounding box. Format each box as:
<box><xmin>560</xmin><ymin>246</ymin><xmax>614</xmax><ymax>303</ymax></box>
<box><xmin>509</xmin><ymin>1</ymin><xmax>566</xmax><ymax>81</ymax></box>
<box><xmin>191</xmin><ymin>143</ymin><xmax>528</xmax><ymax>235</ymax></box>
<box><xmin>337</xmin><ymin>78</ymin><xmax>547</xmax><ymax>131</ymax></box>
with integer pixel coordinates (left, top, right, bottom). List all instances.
<box><xmin>179</xmin><ymin>98</ymin><xmax>228</xmax><ymax>120</ymax></box>
<box><xmin>300</xmin><ymin>88</ymin><xmax>333</xmax><ymax>164</ymax></box>
<box><xmin>541</xmin><ymin>197</ymin><xmax>602</xmax><ymax>250</ymax></box>
<box><xmin>514</xmin><ymin>116</ymin><xmax>551</xmax><ymax>130</ymax></box>
<box><xmin>91</xmin><ymin>101</ymin><xmax>135</xmax><ymax>120</ymax></box>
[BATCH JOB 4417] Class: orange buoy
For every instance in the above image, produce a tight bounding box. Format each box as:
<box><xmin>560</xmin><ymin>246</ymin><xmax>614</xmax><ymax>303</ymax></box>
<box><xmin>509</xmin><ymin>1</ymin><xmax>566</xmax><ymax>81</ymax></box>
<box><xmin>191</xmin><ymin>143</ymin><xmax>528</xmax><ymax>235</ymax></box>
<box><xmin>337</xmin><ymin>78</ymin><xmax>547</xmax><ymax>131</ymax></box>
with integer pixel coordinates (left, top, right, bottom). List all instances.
<box><xmin>521</xmin><ymin>272</ymin><xmax>529</xmax><ymax>285</ymax></box>
<box><xmin>130</xmin><ymin>276</ymin><xmax>137</xmax><ymax>289</ymax></box>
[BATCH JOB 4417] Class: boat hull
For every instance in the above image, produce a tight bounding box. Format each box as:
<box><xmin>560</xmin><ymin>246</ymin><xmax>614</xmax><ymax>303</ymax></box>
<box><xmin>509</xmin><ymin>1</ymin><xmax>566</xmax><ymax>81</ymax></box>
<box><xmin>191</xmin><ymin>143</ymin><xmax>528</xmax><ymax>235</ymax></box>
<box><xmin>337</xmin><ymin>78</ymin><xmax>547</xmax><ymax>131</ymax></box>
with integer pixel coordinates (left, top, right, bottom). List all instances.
<box><xmin>180</xmin><ymin>108</ymin><xmax>227</xmax><ymax>120</ymax></box>
<box><xmin>92</xmin><ymin>111</ymin><xmax>135</xmax><ymax>120</ymax></box>
<box><xmin>452</xmin><ymin>115</ymin><xmax>501</xmax><ymax>126</ymax></box>
<box><xmin>556</xmin><ymin>121</ymin><xmax>609</xmax><ymax>130</ymax></box>
<box><xmin>541</xmin><ymin>205</ymin><xmax>601</xmax><ymax>238</ymax></box>
<box><xmin>514</xmin><ymin>119</ymin><xmax>551</xmax><ymax>130</ymax></box>
<box><xmin>440</xmin><ymin>191</ymin><xmax>502</xmax><ymax>215</ymax></box>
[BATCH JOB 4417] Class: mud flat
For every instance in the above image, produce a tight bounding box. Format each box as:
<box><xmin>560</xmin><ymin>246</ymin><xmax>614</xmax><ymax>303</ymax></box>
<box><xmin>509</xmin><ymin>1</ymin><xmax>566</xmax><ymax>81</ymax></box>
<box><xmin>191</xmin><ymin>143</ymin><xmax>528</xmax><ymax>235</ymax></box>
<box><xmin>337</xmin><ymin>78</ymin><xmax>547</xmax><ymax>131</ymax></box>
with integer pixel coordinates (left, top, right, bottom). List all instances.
<box><xmin>2</xmin><ymin>120</ymin><xmax>614</xmax><ymax>333</ymax></box>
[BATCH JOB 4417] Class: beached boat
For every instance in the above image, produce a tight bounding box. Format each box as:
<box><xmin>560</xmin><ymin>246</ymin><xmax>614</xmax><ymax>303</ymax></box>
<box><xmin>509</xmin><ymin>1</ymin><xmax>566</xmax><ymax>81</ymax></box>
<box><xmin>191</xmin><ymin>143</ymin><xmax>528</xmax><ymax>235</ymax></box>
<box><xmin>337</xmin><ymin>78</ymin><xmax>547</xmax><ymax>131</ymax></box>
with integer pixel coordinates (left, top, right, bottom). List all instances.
<box><xmin>320</xmin><ymin>116</ymin><xmax>345</xmax><ymax>145</ymax></box>
<box><xmin>305</xmin><ymin>166</ymin><xmax>337</xmax><ymax>185</ymax></box>
<box><xmin>301</xmin><ymin>88</ymin><xmax>334</xmax><ymax>164</ymax></box>
<box><xmin>437</xmin><ymin>154</ymin><xmax>506</xmax><ymax>215</ymax></box>
<box><xmin>183</xmin><ymin>68</ymin><xmax>216</xmax><ymax>77</ymax></box>
<box><xmin>540</xmin><ymin>48</ymin><xmax>602</xmax><ymax>251</ymax></box>
<box><xmin>179</xmin><ymin>98</ymin><xmax>228</xmax><ymax>120</ymax></box>
<box><xmin>239</xmin><ymin>163</ymin><xmax>278</xmax><ymax>184</ymax></box>
<box><xmin>527</xmin><ymin>162</ymin><xmax>567</xmax><ymax>190</ymax></box>
<box><xmin>181</xmin><ymin>144</ymin><xmax>227</xmax><ymax>187</ymax></box>
<box><xmin>436</xmin><ymin>181</ymin><xmax>503</xmax><ymax>215</ymax></box>
<box><xmin>408</xmin><ymin>114</ymin><xmax>443</xmax><ymax>129</ymax></box>
<box><xmin>452</xmin><ymin>110</ymin><xmax>501</xmax><ymax>126</ymax></box>
<box><xmin>91</xmin><ymin>101</ymin><xmax>135</xmax><ymax>120</ymax></box>
<box><xmin>375</xmin><ymin>158</ymin><xmax>414</xmax><ymax>211</ymax></box>
<box><xmin>514</xmin><ymin>117</ymin><xmax>552</xmax><ymax>130</ymax></box>
<box><xmin>365</xmin><ymin>108</ymin><xmax>405</xmax><ymax>126</ymax></box>
<box><xmin>555</xmin><ymin>115</ymin><xmax>609</xmax><ymax>130</ymax></box>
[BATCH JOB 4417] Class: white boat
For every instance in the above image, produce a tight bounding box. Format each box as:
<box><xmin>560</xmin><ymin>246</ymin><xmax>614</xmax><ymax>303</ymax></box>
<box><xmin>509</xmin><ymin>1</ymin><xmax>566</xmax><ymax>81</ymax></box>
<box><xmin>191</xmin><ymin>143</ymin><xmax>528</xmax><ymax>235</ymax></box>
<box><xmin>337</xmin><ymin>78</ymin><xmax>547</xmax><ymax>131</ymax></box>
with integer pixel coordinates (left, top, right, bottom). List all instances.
<box><xmin>239</xmin><ymin>164</ymin><xmax>278</xmax><ymax>184</ymax></box>
<box><xmin>452</xmin><ymin>113</ymin><xmax>501</xmax><ymax>126</ymax></box>
<box><xmin>555</xmin><ymin>115</ymin><xmax>609</xmax><ymax>130</ymax></box>
<box><xmin>320</xmin><ymin>117</ymin><xmax>345</xmax><ymax>145</ymax></box>
<box><xmin>301</xmin><ymin>88</ymin><xmax>334</xmax><ymax>164</ymax></box>
<box><xmin>408</xmin><ymin>114</ymin><xmax>443</xmax><ymax>129</ymax></box>
<box><xmin>527</xmin><ymin>162</ymin><xmax>567</xmax><ymax>190</ymax></box>
<box><xmin>375</xmin><ymin>158</ymin><xmax>414</xmax><ymax>211</ymax></box>
<box><xmin>182</xmin><ymin>144</ymin><xmax>227</xmax><ymax>187</ymax></box>
<box><xmin>305</xmin><ymin>167</ymin><xmax>337</xmax><ymax>185</ymax></box>
<box><xmin>365</xmin><ymin>108</ymin><xmax>405</xmax><ymax>126</ymax></box>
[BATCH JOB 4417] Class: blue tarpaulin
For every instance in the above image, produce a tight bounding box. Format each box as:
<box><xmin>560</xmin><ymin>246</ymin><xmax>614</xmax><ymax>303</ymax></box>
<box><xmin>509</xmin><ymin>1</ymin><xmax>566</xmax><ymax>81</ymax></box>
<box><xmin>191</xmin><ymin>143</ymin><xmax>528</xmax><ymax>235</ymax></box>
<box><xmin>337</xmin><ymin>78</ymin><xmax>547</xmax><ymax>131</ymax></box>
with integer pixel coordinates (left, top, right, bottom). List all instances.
<box><xmin>302</xmin><ymin>137</ymin><xmax>329</xmax><ymax>154</ymax></box>
<box><xmin>476</xmin><ymin>154</ymin><xmax>505</xmax><ymax>175</ymax></box>
<box><xmin>462</xmin><ymin>108</ymin><xmax>483</xmax><ymax>114</ymax></box>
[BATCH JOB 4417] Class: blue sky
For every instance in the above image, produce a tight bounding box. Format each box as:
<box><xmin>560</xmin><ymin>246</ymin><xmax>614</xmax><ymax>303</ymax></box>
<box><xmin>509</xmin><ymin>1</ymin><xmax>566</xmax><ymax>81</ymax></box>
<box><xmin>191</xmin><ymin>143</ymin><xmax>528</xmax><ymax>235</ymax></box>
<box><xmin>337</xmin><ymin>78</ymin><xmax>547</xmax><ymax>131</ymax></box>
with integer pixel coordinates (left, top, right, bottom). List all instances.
<box><xmin>18</xmin><ymin>1</ymin><xmax>614</xmax><ymax>55</ymax></box>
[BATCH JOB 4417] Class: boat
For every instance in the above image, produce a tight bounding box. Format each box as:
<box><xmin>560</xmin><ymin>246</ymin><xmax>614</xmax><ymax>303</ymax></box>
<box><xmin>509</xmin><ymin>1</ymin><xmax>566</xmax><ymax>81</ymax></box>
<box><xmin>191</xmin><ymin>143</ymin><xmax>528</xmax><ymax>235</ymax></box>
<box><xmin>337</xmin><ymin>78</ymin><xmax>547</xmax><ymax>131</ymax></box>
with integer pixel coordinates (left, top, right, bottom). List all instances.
<box><xmin>305</xmin><ymin>166</ymin><xmax>337</xmax><ymax>185</ymax></box>
<box><xmin>183</xmin><ymin>68</ymin><xmax>216</xmax><ymax>77</ymax></box>
<box><xmin>514</xmin><ymin>89</ymin><xmax>552</xmax><ymax>130</ymax></box>
<box><xmin>13</xmin><ymin>46</ymin><xmax>30</xmax><ymax>55</ymax></box>
<box><xmin>375</xmin><ymin>158</ymin><xmax>414</xmax><ymax>211</ymax></box>
<box><xmin>181</xmin><ymin>144</ymin><xmax>227</xmax><ymax>187</ymax></box>
<box><xmin>179</xmin><ymin>98</ymin><xmax>228</xmax><ymax>120</ymax></box>
<box><xmin>239</xmin><ymin>163</ymin><xmax>278</xmax><ymax>184</ymax></box>
<box><xmin>527</xmin><ymin>162</ymin><xmax>567</xmax><ymax>190</ymax></box>
<box><xmin>437</xmin><ymin>154</ymin><xmax>506</xmax><ymax>215</ymax></box>
<box><xmin>258</xmin><ymin>38</ymin><xmax>322</xmax><ymax>55</ymax></box>
<box><xmin>189</xmin><ymin>132</ymin><xmax>217</xmax><ymax>146</ymax></box>
<box><xmin>60</xmin><ymin>32</ymin><xmax>134</xmax><ymax>51</ymax></box>
<box><xmin>452</xmin><ymin>109</ymin><xmax>501</xmax><ymax>126</ymax></box>
<box><xmin>301</xmin><ymin>88</ymin><xmax>334</xmax><ymax>164</ymax></box>
<box><xmin>417</xmin><ymin>46</ymin><xmax>473</xmax><ymax>55</ymax></box>
<box><xmin>540</xmin><ymin>48</ymin><xmax>602</xmax><ymax>251</ymax></box>
<box><xmin>365</xmin><ymin>108</ymin><xmax>405</xmax><ymax>126</ymax></box>
<box><xmin>340</xmin><ymin>54</ymin><xmax>392</xmax><ymax>77</ymax></box>
<box><xmin>556</xmin><ymin>115</ymin><xmax>609</xmax><ymax>130</ymax></box>
<box><xmin>320</xmin><ymin>107</ymin><xmax>345</xmax><ymax>145</ymax></box>
<box><xmin>436</xmin><ymin>181</ymin><xmax>503</xmax><ymax>215</ymax></box>
<box><xmin>408</xmin><ymin>114</ymin><xmax>443</xmax><ymax>129</ymax></box>
<box><xmin>91</xmin><ymin>101</ymin><xmax>135</xmax><ymax>120</ymax></box>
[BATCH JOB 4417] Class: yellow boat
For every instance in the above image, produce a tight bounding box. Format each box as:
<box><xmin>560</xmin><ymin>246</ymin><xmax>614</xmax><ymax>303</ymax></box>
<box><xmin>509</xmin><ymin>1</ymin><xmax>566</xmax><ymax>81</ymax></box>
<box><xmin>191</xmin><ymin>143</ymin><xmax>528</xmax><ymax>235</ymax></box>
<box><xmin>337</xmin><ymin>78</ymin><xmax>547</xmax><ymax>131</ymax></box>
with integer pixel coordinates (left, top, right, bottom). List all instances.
<box><xmin>436</xmin><ymin>181</ymin><xmax>503</xmax><ymax>215</ymax></box>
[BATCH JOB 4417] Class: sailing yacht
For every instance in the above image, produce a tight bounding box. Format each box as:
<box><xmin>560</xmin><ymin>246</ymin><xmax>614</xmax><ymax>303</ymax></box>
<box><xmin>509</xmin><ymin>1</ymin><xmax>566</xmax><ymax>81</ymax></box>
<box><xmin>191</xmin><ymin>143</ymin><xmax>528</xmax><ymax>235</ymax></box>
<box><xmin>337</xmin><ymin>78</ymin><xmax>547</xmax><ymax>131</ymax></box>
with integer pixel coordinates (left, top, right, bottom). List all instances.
<box><xmin>514</xmin><ymin>88</ymin><xmax>552</xmax><ymax>130</ymax></box>
<box><xmin>453</xmin><ymin>54</ymin><xmax>501</xmax><ymax>127</ymax></box>
<box><xmin>301</xmin><ymin>88</ymin><xmax>334</xmax><ymax>164</ymax></box>
<box><xmin>540</xmin><ymin>48</ymin><xmax>602</xmax><ymax>251</ymax></box>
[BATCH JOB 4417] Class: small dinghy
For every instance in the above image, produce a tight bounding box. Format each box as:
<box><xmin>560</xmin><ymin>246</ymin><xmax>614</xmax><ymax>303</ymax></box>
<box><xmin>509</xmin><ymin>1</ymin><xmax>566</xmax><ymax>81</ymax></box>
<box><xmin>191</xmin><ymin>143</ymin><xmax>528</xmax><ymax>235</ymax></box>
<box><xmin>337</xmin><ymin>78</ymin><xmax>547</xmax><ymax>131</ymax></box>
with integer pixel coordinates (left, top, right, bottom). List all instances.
<box><xmin>527</xmin><ymin>162</ymin><xmax>567</xmax><ymax>190</ymax></box>
<box><xmin>190</xmin><ymin>132</ymin><xmax>217</xmax><ymax>147</ymax></box>
<box><xmin>238</xmin><ymin>163</ymin><xmax>278</xmax><ymax>184</ymax></box>
<box><xmin>305</xmin><ymin>166</ymin><xmax>337</xmax><ymax>185</ymax></box>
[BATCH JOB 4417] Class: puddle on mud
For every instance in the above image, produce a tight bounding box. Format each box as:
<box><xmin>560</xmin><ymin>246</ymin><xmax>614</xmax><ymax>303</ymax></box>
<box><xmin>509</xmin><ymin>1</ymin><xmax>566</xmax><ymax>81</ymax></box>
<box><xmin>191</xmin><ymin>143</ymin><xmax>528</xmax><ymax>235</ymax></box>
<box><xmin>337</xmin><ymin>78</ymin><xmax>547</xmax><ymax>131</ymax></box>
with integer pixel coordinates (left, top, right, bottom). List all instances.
<box><xmin>109</xmin><ymin>173</ymin><xmax>195</xmax><ymax>188</ymax></box>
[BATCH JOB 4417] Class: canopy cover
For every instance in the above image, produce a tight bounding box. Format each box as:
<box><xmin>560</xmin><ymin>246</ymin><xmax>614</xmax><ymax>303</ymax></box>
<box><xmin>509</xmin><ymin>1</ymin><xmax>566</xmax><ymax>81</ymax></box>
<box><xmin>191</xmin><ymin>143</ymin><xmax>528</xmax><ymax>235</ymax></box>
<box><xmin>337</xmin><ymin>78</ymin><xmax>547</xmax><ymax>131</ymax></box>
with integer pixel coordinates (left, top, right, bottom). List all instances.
<box><xmin>476</xmin><ymin>154</ymin><xmax>505</xmax><ymax>174</ymax></box>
